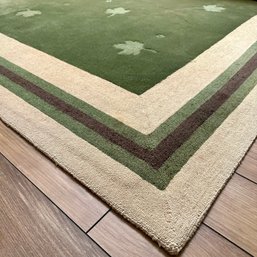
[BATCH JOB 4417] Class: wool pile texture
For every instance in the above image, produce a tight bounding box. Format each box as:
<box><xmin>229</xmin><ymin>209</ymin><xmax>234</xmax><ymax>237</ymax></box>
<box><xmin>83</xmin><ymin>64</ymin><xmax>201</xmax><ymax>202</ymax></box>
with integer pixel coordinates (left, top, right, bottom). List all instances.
<box><xmin>0</xmin><ymin>1</ymin><xmax>257</xmax><ymax>254</ymax></box>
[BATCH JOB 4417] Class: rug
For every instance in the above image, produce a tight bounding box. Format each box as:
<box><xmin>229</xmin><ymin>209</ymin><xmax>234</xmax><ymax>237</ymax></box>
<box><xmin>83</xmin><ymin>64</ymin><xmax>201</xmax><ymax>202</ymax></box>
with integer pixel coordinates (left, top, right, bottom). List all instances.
<box><xmin>1</xmin><ymin>0</ymin><xmax>257</xmax><ymax>94</ymax></box>
<box><xmin>0</xmin><ymin>1</ymin><xmax>257</xmax><ymax>255</ymax></box>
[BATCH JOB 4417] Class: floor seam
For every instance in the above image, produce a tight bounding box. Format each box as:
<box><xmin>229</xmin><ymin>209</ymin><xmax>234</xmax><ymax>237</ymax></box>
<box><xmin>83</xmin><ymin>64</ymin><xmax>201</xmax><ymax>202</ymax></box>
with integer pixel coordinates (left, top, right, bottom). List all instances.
<box><xmin>87</xmin><ymin>234</ymin><xmax>112</xmax><ymax>257</ymax></box>
<box><xmin>86</xmin><ymin>209</ymin><xmax>111</xmax><ymax>234</ymax></box>
<box><xmin>203</xmin><ymin>223</ymin><xmax>253</xmax><ymax>256</ymax></box>
<box><xmin>235</xmin><ymin>172</ymin><xmax>257</xmax><ymax>186</ymax></box>
<box><xmin>0</xmin><ymin>152</ymin><xmax>111</xmax><ymax>256</ymax></box>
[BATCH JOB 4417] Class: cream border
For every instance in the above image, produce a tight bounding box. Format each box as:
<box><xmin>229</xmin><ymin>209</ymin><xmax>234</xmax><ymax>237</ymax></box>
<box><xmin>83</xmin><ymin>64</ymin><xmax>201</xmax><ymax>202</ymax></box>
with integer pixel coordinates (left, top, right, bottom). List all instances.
<box><xmin>0</xmin><ymin>82</ymin><xmax>256</xmax><ymax>254</ymax></box>
<box><xmin>1</xmin><ymin>16</ymin><xmax>257</xmax><ymax>134</ymax></box>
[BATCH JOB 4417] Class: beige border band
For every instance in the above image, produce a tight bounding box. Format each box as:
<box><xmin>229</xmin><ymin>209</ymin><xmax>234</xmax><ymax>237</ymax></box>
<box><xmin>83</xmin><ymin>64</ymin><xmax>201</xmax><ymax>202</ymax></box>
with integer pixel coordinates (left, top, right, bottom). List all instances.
<box><xmin>1</xmin><ymin>16</ymin><xmax>257</xmax><ymax>134</ymax></box>
<box><xmin>0</xmin><ymin>81</ymin><xmax>256</xmax><ymax>254</ymax></box>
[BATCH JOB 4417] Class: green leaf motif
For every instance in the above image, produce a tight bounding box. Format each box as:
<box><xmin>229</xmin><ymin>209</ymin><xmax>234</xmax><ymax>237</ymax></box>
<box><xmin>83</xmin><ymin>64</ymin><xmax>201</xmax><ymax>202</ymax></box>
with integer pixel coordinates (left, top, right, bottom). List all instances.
<box><xmin>203</xmin><ymin>5</ymin><xmax>226</xmax><ymax>12</ymax></box>
<box><xmin>105</xmin><ymin>7</ymin><xmax>130</xmax><ymax>17</ymax></box>
<box><xmin>114</xmin><ymin>41</ymin><xmax>157</xmax><ymax>56</ymax></box>
<box><xmin>156</xmin><ymin>34</ymin><xmax>165</xmax><ymax>39</ymax></box>
<box><xmin>16</xmin><ymin>9</ymin><xmax>42</xmax><ymax>17</ymax></box>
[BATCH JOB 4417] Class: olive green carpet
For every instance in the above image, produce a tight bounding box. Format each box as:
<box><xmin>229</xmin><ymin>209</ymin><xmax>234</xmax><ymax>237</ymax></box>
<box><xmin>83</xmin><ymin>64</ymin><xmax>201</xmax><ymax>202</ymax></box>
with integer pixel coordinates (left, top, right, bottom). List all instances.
<box><xmin>1</xmin><ymin>0</ymin><xmax>257</xmax><ymax>93</ymax></box>
<box><xmin>0</xmin><ymin>1</ymin><xmax>257</xmax><ymax>255</ymax></box>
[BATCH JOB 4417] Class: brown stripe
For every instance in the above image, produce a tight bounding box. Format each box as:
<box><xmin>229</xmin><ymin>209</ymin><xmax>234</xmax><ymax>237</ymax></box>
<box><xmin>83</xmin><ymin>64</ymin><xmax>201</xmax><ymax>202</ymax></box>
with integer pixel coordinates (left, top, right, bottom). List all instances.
<box><xmin>149</xmin><ymin>52</ymin><xmax>257</xmax><ymax>168</ymax></box>
<box><xmin>0</xmin><ymin>65</ymin><xmax>152</xmax><ymax>161</ymax></box>
<box><xmin>1</xmin><ymin>53</ymin><xmax>257</xmax><ymax>169</ymax></box>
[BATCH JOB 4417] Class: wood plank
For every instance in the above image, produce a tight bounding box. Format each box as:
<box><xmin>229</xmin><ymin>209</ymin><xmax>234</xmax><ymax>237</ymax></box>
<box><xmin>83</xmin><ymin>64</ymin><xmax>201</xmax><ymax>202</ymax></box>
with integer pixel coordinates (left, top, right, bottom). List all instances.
<box><xmin>237</xmin><ymin>143</ymin><xmax>257</xmax><ymax>183</ymax></box>
<box><xmin>181</xmin><ymin>225</ymin><xmax>250</xmax><ymax>257</ymax></box>
<box><xmin>0</xmin><ymin>154</ymin><xmax>108</xmax><ymax>257</ymax></box>
<box><xmin>88</xmin><ymin>211</ymin><xmax>169</xmax><ymax>257</ymax></box>
<box><xmin>0</xmin><ymin>121</ymin><xmax>109</xmax><ymax>232</ymax></box>
<box><xmin>204</xmin><ymin>174</ymin><xmax>257</xmax><ymax>256</ymax></box>
<box><xmin>88</xmin><ymin>211</ymin><xmax>249</xmax><ymax>257</ymax></box>
<box><xmin>248</xmin><ymin>142</ymin><xmax>257</xmax><ymax>160</ymax></box>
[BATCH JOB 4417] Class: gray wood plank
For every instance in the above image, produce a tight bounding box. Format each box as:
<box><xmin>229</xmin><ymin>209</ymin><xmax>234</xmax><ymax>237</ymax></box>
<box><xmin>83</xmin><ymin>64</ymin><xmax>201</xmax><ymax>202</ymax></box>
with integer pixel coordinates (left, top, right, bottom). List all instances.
<box><xmin>205</xmin><ymin>174</ymin><xmax>257</xmax><ymax>256</ymax></box>
<box><xmin>0</xmin><ymin>121</ymin><xmax>109</xmax><ymax>232</ymax></box>
<box><xmin>0</xmin><ymin>154</ymin><xmax>108</xmax><ymax>257</ymax></box>
<box><xmin>237</xmin><ymin>141</ymin><xmax>257</xmax><ymax>184</ymax></box>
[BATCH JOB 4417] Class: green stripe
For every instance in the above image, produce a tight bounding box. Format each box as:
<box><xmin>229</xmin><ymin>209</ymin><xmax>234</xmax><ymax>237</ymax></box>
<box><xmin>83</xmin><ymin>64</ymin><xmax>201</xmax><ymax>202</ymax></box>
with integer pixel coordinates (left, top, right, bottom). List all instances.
<box><xmin>1</xmin><ymin>64</ymin><xmax>257</xmax><ymax>189</ymax></box>
<box><xmin>159</xmin><ymin>70</ymin><xmax>257</xmax><ymax>181</ymax></box>
<box><xmin>148</xmin><ymin>41</ymin><xmax>257</xmax><ymax>146</ymax></box>
<box><xmin>1</xmin><ymin>40</ymin><xmax>257</xmax><ymax>150</ymax></box>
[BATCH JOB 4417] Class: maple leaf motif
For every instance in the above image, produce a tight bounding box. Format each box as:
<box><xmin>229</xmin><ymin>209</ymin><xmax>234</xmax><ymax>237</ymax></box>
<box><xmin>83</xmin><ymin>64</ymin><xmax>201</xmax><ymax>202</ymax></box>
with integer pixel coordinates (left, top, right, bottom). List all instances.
<box><xmin>113</xmin><ymin>41</ymin><xmax>157</xmax><ymax>56</ymax></box>
<box><xmin>156</xmin><ymin>34</ymin><xmax>165</xmax><ymax>39</ymax></box>
<box><xmin>105</xmin><ymin>7</ymin><xmax>130</xmax><ymax>17</ymax></box>
<box><xmin>16</xmin><ymin>9</ymin><xmax>42</xmax><ymax>17</ymax></box>
<box><xmin>203</xmin><ymin>5</ymin><xmax>226</xmax><ymax>12</ymax></box>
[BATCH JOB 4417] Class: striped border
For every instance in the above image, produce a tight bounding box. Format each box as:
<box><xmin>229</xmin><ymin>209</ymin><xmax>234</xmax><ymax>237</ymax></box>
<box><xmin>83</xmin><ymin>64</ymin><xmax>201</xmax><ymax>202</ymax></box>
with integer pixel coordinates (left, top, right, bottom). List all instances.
<box><xmin>1</xmin><ymin>16</ymin><xmax>257</xmax><ymax>134</ymax></box>
<box><xmin>1</xmin><ymin>44</ymin><xmax>257</xmax><ymax>189</ymax></box>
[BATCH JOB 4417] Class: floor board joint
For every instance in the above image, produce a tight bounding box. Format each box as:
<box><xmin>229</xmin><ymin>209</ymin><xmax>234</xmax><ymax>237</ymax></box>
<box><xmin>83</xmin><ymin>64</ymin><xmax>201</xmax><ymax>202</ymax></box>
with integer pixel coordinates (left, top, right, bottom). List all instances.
<box><xmin>0</xmin><ymin>153</ymin><xmax>108</xmax><ymax>241</ymax></box>
<box><xmin>87</xmin><ymin>234</ymin><xmax>112</xmax><ymax>257</ymax></box>
<box><xmin>235</xmin><ymin>172</ymin><xmax>257</xmax><ymax>186</ymax></box>
<box><xmin>86</xmin><ymin>209</ymin><xmax>112</xmax><ymax>234</ymax></box>
<box><xmin>203</xmin><ymin>223</ymin><xmax>253</xmax><ymax>256</ymax></box>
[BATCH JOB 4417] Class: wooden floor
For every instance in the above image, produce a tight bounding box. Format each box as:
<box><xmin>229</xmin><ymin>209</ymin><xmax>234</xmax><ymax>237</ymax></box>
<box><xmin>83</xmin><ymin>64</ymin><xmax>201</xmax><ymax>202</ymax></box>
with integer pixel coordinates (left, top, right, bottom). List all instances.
<box><xmin>0</xmin><ymin>120</ymin><xmax>256</xmax><ymax>257</ymax></box>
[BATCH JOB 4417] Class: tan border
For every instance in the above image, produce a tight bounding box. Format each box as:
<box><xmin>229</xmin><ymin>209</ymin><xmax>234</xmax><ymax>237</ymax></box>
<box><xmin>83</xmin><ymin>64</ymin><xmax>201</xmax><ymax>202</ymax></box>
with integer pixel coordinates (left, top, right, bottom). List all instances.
<box><xmin>1</xmin><ymin>16</ymin><xmax>257</xmax><ymax>134</ymax></box>
<box><xmin>0</xmin><ymin>81</ymin><xmax>256</xmax><ymax>254</ymax></box>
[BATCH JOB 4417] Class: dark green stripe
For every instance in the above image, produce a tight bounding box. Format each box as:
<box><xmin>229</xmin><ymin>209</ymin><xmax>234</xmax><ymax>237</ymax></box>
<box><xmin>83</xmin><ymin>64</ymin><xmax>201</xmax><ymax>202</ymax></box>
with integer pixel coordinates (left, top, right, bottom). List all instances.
<box><xmin>0</xmin><ymin>40</ymin><xmax>257</xmax><ymax>149</ymax></box>
<box><xmin>1</xmin><ymin>66</ymin><xmax>256</xmax><ymax>189</ymax></box>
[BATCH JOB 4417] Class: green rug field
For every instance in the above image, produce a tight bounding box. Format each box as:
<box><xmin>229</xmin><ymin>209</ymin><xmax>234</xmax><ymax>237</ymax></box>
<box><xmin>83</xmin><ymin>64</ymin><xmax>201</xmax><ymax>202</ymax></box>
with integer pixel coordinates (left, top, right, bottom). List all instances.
<box><xmin>1</xmin><ymin>0</ymin><xmax>257</xmax><ymax>94</ymax></box>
